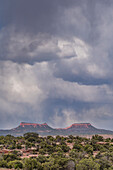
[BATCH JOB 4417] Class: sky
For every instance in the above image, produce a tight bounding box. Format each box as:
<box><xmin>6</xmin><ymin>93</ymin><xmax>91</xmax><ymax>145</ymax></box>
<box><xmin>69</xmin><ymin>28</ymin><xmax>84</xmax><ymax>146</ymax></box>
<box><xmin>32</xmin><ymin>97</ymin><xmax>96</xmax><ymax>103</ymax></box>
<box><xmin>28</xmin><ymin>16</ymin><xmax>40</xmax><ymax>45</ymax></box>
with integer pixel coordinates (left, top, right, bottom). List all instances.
<box><xmin>0</xmin><ymin>0</ymin><xmax>113</xmax><ymax>130</ymax></box>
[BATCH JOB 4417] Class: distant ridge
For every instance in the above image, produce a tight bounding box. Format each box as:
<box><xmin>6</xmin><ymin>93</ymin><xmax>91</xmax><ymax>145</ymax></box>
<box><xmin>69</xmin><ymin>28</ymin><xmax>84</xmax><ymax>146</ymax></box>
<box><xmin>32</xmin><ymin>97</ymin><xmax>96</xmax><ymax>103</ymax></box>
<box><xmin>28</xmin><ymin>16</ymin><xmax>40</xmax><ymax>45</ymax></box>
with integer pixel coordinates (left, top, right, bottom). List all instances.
<box><xmin>0</xmin><ymin>122</ymin><xmax>113</xmax><ymax>136</ymax></box>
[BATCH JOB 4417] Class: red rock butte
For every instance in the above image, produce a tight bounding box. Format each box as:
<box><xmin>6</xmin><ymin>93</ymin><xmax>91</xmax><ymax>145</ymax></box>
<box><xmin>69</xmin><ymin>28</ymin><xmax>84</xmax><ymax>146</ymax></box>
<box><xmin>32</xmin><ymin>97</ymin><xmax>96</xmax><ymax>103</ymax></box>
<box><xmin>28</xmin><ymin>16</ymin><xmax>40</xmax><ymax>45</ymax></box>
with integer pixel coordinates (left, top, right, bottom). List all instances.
<box><xmin>55</xmin><ymin>123</ymin><xmax>92</xmax><ymax>130</ymax></box>
<box><xmin>20</xmin><ymin>122</ymin><xmax>48</xmax><ymax>128</ymax></box>
<box><xmin>63</xmin><ymin>123</ymin><xmax>91</xmax><ymax>129</ymax></box>
<box><xmin>20</xmin><ymin>122</ymin><xmax>92</xmax><ymax>129</ymax></box>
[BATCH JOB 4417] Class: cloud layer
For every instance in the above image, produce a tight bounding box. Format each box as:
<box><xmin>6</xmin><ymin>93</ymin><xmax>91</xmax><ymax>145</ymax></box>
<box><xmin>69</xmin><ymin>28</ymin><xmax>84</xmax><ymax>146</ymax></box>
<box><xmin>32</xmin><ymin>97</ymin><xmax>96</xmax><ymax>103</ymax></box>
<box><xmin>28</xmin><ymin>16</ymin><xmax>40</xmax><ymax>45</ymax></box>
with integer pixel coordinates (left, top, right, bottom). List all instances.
<box><xmin>0</xmin><ymin>0</ymin><xmax>113</xmax><ymax>130</ymax></box>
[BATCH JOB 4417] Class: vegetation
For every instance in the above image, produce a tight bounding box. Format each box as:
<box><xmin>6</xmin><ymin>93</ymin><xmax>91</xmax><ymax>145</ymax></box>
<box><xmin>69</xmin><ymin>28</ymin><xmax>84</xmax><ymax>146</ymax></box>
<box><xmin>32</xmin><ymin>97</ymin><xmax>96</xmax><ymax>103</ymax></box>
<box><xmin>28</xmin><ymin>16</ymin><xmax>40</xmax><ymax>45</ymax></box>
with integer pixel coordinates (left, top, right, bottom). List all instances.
<box><xmin>0</xmin><ymin>133</ymin><xmax>113</xmax><ymax>169</ymax></box>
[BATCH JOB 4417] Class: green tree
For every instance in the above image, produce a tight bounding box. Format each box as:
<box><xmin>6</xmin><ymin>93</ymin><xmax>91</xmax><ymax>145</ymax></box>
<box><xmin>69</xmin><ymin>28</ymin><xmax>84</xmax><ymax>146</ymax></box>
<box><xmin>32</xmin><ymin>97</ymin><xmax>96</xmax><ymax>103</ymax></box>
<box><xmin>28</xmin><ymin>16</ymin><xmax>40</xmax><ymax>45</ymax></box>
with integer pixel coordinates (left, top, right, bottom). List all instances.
<box><xmin>92</xmin><ymin>135</ymin><xmax>104</xmax><ymax>141</ymax></box>
<box><xmin>76</xmin><ymin>158</ymin><xmax>100</xmax><ymax>170</ymax></box>
<box><xmin>73</xmin><ymin>143</ymin><xmax>83</xmax><ymax>151</ymax></box>
<box><xmin>24</xmin><ymin>158</ymin><xmax>38</xmax><ymax>170</ymax></box>
<box><xmin>37</xmin><ymin>155</ymin><xmax>48</xmax><ymax>163</ymax></box>
<box><xmin>97</xmin><ymin>156</ymin><xmax>112</xmax><ymax>169</ymax></box>
<box><xmin>3</xmin><ymin>153</ymin><xmax>18</xmax><ymax>162</ymax></box>
<box><xmin>8</xmin><ymin>160</ymin><xmax>23</xmax><ymax>169</ymax></box>
<box><xmin>84</xmin><ymin>144</ymin><xmax>93</xmax><ymax>155</ymax></box>
<box><xmin>16</xmin><ymin>143</ymin><xmax>22</xmax><ymax>149</ymax></box>
<box><xmin>0</xmin><ymin>159</ymin><xmax>8</xmax><ymax>168</ymax></box>
<box><xmin>61</xmin><ymin>144</ymin><xmax>70</xmax><ymax>152</ymax></box>
<box><xmin>69</xmin><ymin>150</ymin><xmax>86</xmax><ymax>159</ymax></box>
<box><xmin>23</xmin><ymin>132</ymin><xmax>39</xmax><ymax>140</ymax></box>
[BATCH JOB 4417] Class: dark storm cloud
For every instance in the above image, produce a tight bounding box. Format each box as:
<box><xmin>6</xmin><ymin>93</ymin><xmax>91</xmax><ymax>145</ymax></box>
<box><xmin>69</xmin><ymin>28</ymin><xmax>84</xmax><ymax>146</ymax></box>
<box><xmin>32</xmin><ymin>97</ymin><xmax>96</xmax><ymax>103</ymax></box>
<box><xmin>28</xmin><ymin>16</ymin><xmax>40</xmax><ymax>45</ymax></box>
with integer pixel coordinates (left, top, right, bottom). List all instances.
<box><xmin>0</xmin><ymin>0</ymin><xmax>82</xmax><ymax>63</ymax></box>
<box><xmin>0</xmin><ymin>0</ymin><xmax>110</xmax><ymax>38</ymax></box>
<box><xmin>0</xmin><ymin>0</ymin><xmax>85</xmax><ymax>32</ymax></box>
<box><xmin>0</xmin><ymin>0</ymin><xmax>58</xmax><ymax>33</ymax></box>
<box><xmin>1</xmin><ymin>0</ymin><xmax>113</xmax><ymax>64</ymax></box>
<box><xmin>0</xmin><ymin>0</ymin><xmax>82</xmax><ymax>33</ymax></box>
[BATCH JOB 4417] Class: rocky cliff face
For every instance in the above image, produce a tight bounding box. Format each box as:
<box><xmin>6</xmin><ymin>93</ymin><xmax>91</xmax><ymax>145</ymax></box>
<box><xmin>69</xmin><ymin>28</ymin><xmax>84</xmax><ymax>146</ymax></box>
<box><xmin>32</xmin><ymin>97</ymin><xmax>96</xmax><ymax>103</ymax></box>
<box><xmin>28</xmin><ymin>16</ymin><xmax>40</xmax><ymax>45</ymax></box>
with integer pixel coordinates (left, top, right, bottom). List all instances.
<box><xmin>62</xmin><ymin>123</ymin><xmax>92</xmax><ymax>129</ymax></box>
<box><xmin>55</xmin><ymin>123</ymin><xmax>98</xmax><ymax>135</ymax></box>
<box><xmin>0</xmin><ymin>122</ymin><xmax>113</xmax><ymax>136</ymax></box>
<box><xmin>12</xmin><ymin>122</ymin><xmax>53</xmax><ymax>135</ymax></box>
<box><xmin>20</xmin><ymin>122</ymin><xmax>48</xmax><ymax>127</ymax></box>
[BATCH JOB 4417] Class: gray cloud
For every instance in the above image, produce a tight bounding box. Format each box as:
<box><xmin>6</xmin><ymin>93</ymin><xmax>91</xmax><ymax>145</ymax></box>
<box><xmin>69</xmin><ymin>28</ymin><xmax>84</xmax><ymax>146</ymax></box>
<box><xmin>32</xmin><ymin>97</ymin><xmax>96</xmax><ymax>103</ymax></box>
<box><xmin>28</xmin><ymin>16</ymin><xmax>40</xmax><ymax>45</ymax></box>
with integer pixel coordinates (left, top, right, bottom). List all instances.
<box><xmin>0</xmin><ymin>61</ymin><xmax>113</xmax><ymax>129</ymax></box>
<box><xmin>0</xmin><ymin>27</ymin><xmax>77</xmax><ymax>63</ymax></box>
<box><xmin>0</xmin><ymin>0</ymin><xmax>113</xmax><ymax>130</ymax></box>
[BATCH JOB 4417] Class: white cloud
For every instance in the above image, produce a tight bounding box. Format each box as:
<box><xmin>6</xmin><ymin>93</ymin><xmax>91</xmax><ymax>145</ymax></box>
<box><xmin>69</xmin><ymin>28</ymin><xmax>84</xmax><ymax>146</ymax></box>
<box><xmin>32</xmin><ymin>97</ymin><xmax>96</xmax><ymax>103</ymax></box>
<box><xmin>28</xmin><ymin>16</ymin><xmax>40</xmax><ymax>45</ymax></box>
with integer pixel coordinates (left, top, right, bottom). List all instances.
<box><xmin>0</xmin><ymin>61</ymin><xmax>45</xmax><ymax>104</ymax></box>
<box><xmin>49</xmin><ymin>109</ymin><xmax>80</xmax><ymax>128</ymax></box>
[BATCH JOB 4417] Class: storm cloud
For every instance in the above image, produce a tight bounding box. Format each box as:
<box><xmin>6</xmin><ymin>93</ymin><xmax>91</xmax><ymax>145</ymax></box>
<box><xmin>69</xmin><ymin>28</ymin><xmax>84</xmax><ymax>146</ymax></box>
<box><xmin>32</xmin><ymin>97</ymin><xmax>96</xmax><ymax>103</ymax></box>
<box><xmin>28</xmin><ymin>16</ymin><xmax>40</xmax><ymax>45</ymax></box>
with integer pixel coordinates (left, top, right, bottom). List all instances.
<box><xmin>0</xmin><ymin>0</ymin><xmax>113</xmax><ymax>130</ymax></box>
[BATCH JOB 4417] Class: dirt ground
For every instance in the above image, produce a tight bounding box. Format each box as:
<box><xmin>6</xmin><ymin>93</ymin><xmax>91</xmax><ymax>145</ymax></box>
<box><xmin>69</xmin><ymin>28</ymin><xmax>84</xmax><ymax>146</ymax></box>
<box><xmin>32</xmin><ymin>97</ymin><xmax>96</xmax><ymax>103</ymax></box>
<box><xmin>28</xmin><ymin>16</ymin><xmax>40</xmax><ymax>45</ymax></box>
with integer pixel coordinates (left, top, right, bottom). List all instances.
<box><xmin>79</xmin><ymin>134</ymin><xmax>113</xmax><ymax>139</ymax></box>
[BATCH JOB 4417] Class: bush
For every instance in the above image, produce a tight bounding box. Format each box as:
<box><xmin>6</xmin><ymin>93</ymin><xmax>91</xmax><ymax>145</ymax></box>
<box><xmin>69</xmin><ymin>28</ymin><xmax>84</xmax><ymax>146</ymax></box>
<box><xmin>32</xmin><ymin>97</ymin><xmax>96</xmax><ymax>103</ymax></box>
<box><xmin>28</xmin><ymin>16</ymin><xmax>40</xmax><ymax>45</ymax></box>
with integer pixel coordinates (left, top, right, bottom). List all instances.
<box><xmin>0</xmin><ymin>160</ymin><xmax>8</xmax><ymax>168</ymax></box>
<box><xmin>76</xmin><ymin>158</ymin><xmax>100</xmax><ymax>170</ymax></box>
<box><xmin>8</xmin><ymin>160</ymin><xmax>23</xmax><ymax>169</ymax></box>
<box><xmin>24</xmin><ymin>158</ymin><xmax>38</xmax><ymax>170</ymax></box>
